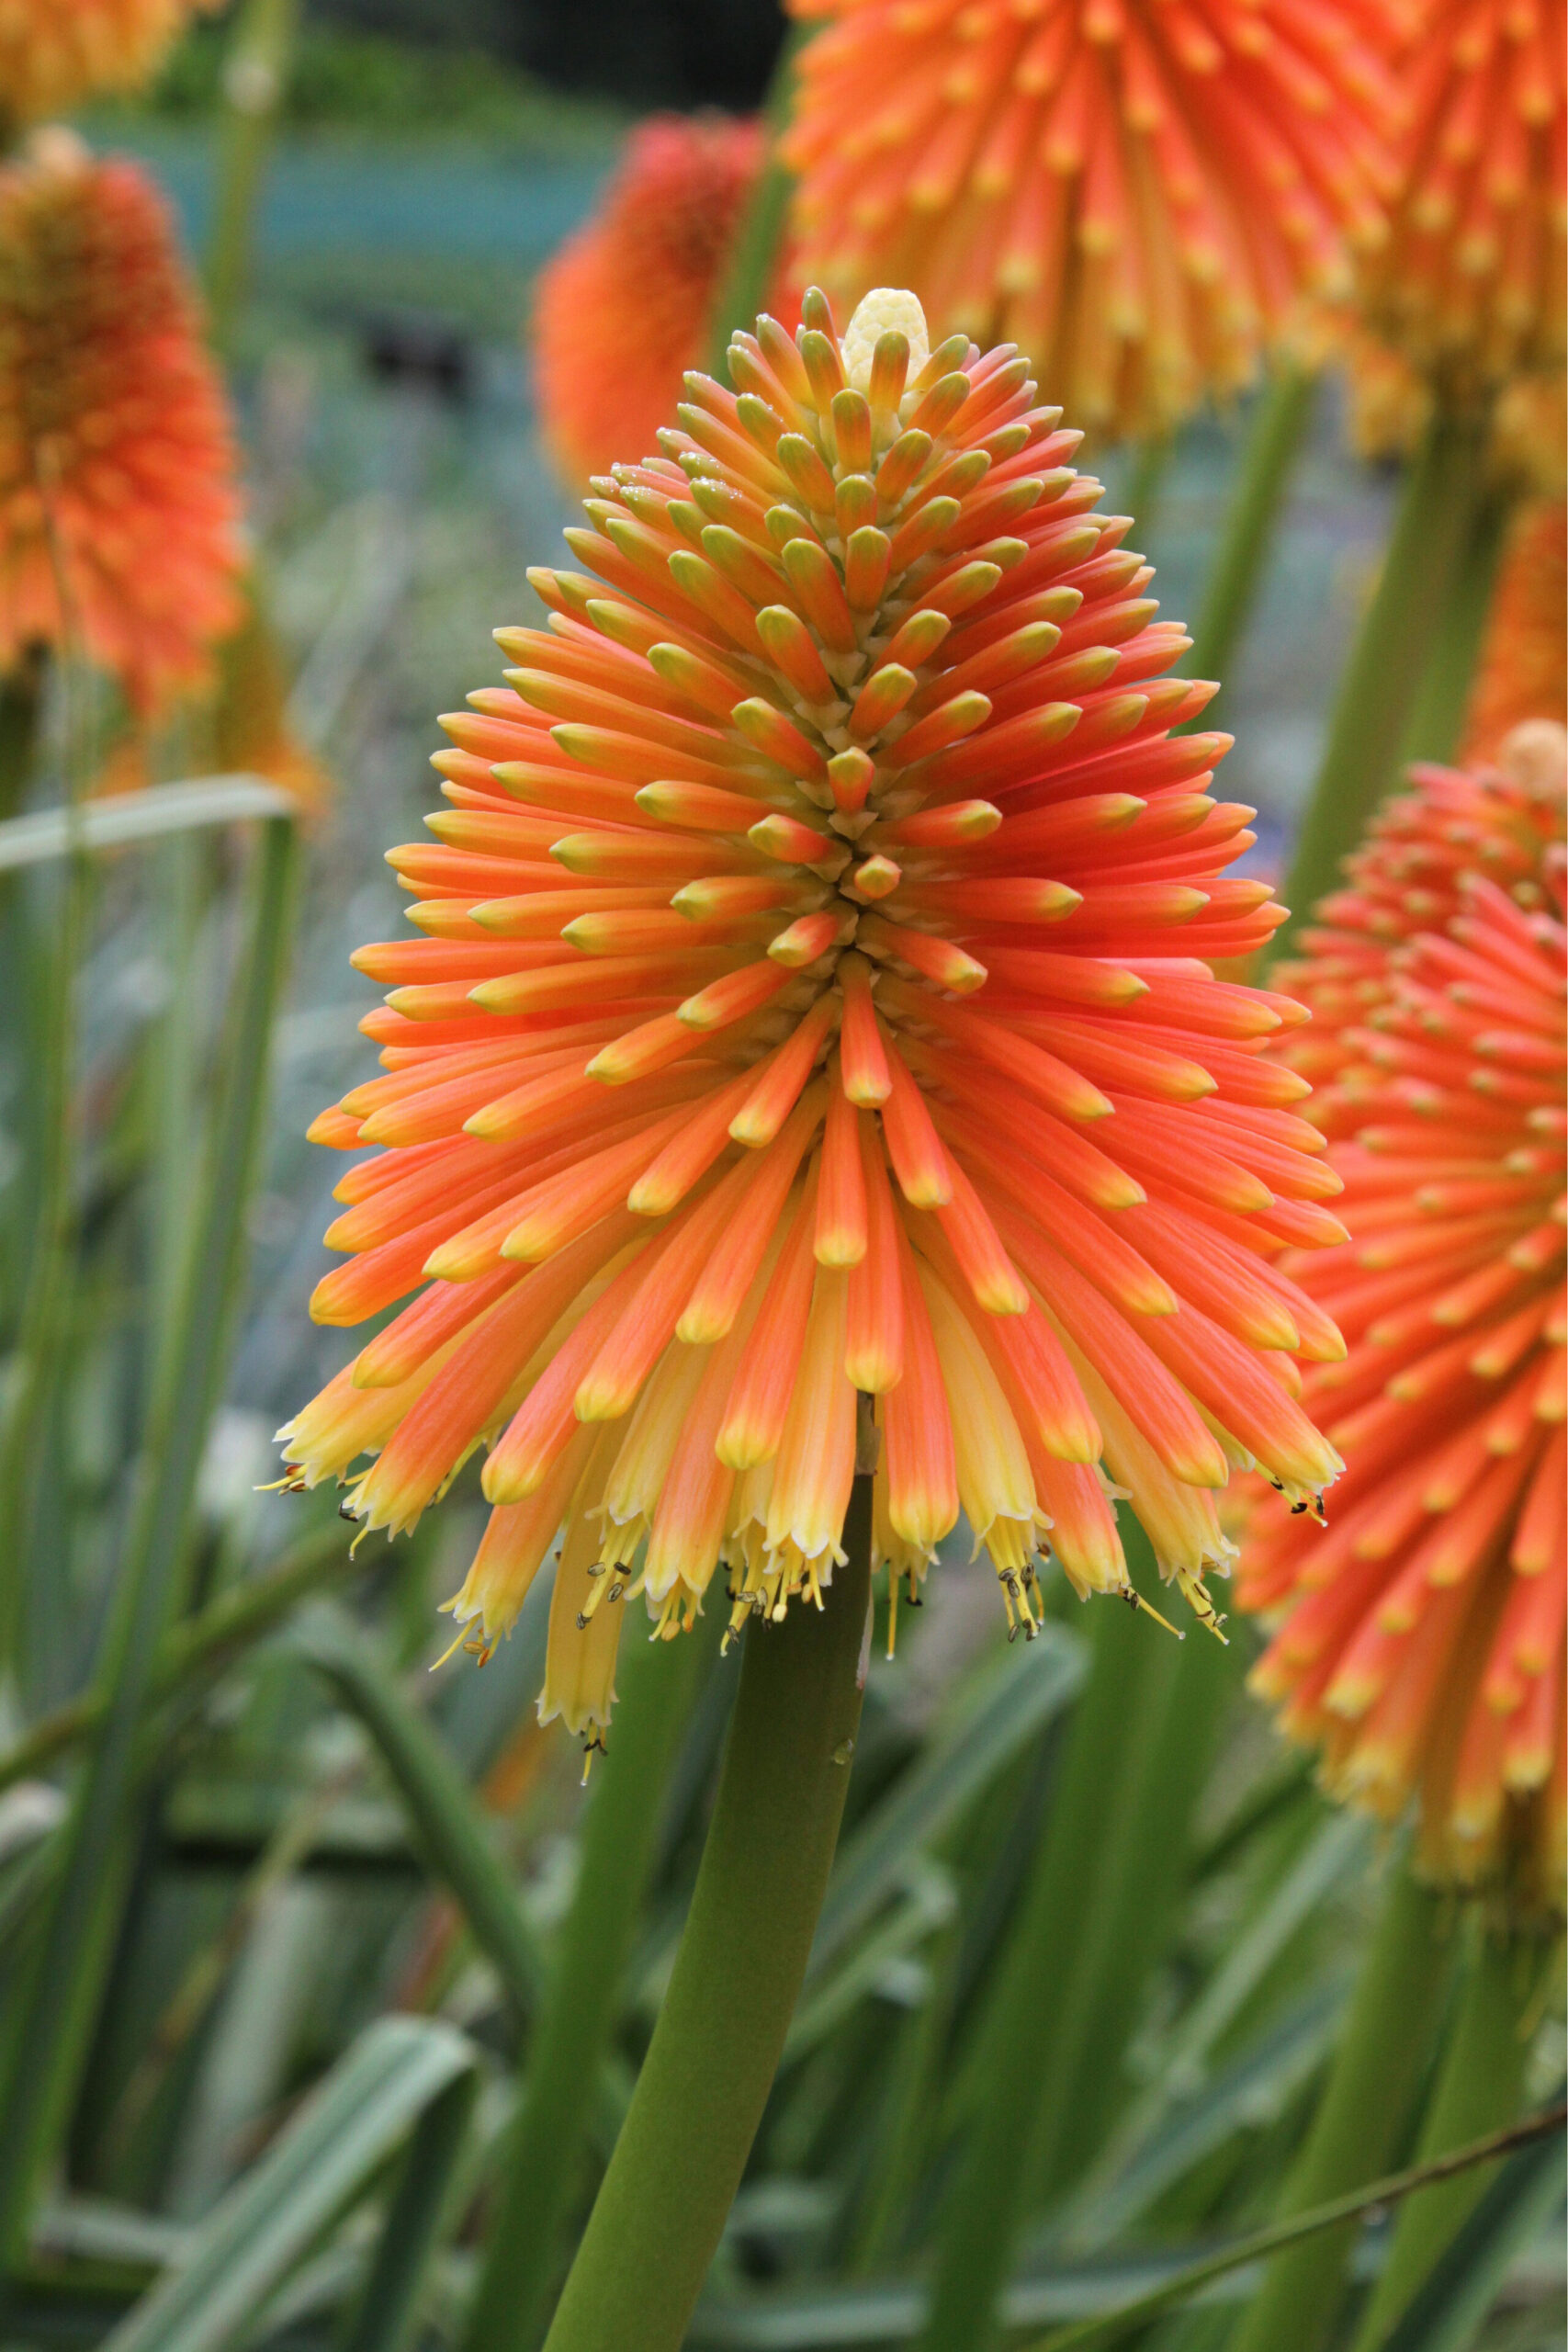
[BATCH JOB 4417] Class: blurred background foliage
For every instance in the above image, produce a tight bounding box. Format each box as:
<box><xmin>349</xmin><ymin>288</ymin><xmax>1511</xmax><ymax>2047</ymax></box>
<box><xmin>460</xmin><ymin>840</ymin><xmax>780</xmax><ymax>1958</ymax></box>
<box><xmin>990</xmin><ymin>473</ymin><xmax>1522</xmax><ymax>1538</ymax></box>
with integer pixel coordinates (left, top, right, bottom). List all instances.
<box><xmin>0</xmin><ymin>2</ymin><xmax>1558</xmax><ymax>2348</ymax></box>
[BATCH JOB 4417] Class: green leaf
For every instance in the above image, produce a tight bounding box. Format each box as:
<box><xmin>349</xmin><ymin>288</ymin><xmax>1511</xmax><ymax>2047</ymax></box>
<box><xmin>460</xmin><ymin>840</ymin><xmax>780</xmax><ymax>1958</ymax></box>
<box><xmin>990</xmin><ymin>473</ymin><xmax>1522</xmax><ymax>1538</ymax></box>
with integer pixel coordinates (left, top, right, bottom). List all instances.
<box><xmin>808</xmin><ymin>1628</ymin><xmax>1082</xmax><ymax>1982</ymax></box>
<box><xmin>0</xmin><ymin>776</ymin><xmax>295</xmax><ymax>872</ymax></box>
<box><xmin>99</xmin><ymin>2015</ymin><xmax>479</xmax><ymax>2352</ymax></box>
<box><xmin>1063</xmin><ymin>1978</ymin><xmax>1348</xmax><ymax>2250</ymax></box>
<box><xmin>0</xmin><ymin>814</ymin><xmax>299</xmax><ymax>2267</ymax></box>
<box><xmin>1377</xmin><ymin>2128</ymin><xmax>1566</xmax><ymax>2352</ymax></box>
<box><xmin>290</xmin><ymin>1601</ymin><xmax>547</xmax><ymax>2016</ymax></box>
<box><xmin>787</xmin><ymin>1856</ymin><xmax>957</xmax><ymax>2061</ymax></box>
<box><xmin>0</xmin><ymin>1521</ymin><xmax>356</xmax><ymax>1798</ymax></box>
<box><xmin>1022</xmin><ymin>2105</ymin><xmax>1568</xmax><ymax>2352</ymax></box>
<box><xmin>343</xmin><ymin>2067</ymin><xmax>479</xmax><ymax>2352</ymax></box>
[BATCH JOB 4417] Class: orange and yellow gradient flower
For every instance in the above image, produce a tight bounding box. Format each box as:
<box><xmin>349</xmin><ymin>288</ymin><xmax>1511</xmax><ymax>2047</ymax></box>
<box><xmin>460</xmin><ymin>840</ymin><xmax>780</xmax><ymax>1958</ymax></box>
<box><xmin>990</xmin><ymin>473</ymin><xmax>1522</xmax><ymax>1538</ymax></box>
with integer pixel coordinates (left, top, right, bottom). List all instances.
<box><xmin>279</xmin><ymin>288</ymin><xmax>1345</xmax><ymax>1746</ymax></box>
<box><xmin>0</xmin><ymin>137</ymin><xmax>243</xmax><ymax>712</ymax></box>
<box><xmin>0</xmin><ymin>0</ymin><xmax>215</xmax><ymax>121</ymax></box>
<box><xmin>1463</xmin><ymin>500</ymin><xmax>1566</xmax><ymax>764</ymax></box>
<box><xmin>1355</xmin><ymin>0</ymin><xmax>1565</xmax><ymax>401</ymax></box>
<box><xmin>1240</xmin><ymin>737</ymin><xmax>1566</xmax><ymax>1905</ymax></box>
<box><xmin>533</xmin><ymin>115</ymin><xmax>788</xmax><ymax>487</ymax></box>
<box><xmin>783</xmin><ymin>0</ymin><xmax>1399</xmax><ymax>442</ymax></box>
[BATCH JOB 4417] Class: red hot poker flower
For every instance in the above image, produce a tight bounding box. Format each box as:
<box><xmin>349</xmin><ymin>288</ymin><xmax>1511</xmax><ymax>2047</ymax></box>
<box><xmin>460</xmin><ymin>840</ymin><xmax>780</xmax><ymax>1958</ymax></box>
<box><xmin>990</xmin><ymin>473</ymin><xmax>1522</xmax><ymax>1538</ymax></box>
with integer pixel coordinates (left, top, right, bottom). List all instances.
<box><xmin>1240</xmin><ymin>739</ymin><xmax>1567</xmax><ymax>1908</ymax></box>
<box><xmin>532</xmin><ymin>115</ymin><xmax>789</xmax><ymax>487</ymax></box>
<box><xmin>0</xmin><ymin>138</ymin><xmax>243</xmax><ymax>713</ymax></box>
<box><xmin>783</xmin><ymin>0</ymin><xmax>1401</xmax><ymax>441</ymax></box>
<box><xmin>280</xmin><ymin>288</ymin><xmax>1343</xmax><ymax>1747</ymax></box>
<box><xmin>0</xmin><ymin>0</ymin><xmax>216</xmax><ymax>119</ymax></box>
<box><xmin>1355</xmin><ymin>0</ymin><xmax>1566</xmax><ymax>400</ymax></box>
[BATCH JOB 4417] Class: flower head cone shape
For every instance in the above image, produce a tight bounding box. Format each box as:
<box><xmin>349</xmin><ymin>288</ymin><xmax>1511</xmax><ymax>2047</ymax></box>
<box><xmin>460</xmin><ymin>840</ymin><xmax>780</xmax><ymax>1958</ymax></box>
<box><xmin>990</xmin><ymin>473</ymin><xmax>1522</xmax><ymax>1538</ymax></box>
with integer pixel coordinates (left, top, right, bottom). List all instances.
<box><xmin>533</xmin><ymin>115</ymin><xmax>790</xmax><ymax>488</ymax></box>
<box><xmin>1462</xmin><ymin>499</ymin><xmax>1567</xmax><ymax>765</ymax></box>
<box><xmin>279</xmin><ymin>287</ymin><xmax>1347</xmax><ymax>1750</ymax></box>
<box><xmin>1352</xmin><ymin>0</ymin><xmax>1566</xmax><ymax>407</ymax></box>
<box><xmin>1239</xmin><ymin>738</ymin><xmax>1567</xmax><ymax>1910</ymax></box>
<box><xmin>0</xmin><ymin>137</ymin><xmax>243</xmax><ymax>713</ymax></box>
<box><xmin>782</xmin><ymin>0</ymin><xmax>1400</xmax><ymax>444</ymax></box>
<box><xmin>0</xmin><ymin>0</ymin><xmax>214</xmax><ymax>120</ymax></box>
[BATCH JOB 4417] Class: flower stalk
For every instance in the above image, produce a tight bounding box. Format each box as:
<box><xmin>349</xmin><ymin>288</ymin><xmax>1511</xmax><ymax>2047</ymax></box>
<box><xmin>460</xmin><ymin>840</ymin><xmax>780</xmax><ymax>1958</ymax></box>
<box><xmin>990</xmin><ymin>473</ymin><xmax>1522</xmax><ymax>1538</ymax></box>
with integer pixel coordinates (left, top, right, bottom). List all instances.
<box><xmin>1275</xmin><ymin>409</ymin><xmax>1488</xmax><ymax>956</ymax></box>
<box><xmin>919</xmin><ymin>1519</ymin><xmax>1235</xmax><ymax>2352</ymax></box>
<box><xmin>1348</xmin><ymin>1921</ymin><xmax>1540</xmax><ymax>2348</ymax></box>
<box><xmin>206</xmin><ymin>0</ymin><xmax>300</xmax><ymax>350</ymax></box>
<box><xmin>461</xmin><ymin>1613</ymin><xmax>716</xmax><ymax>2352</ymax></box>
<box><xmin>704</xmin><ymin>23</ymin><xmax>806</xmax><ymax>380</ymax></box>
<box><xmin>1227</xmin><ymin>1858</ymin><xmax>1454</xmax><ymax>2352</ymax></box>
<box><xmin>1188</xmin><ymin>366</ymin><xmax>1318</xmax><ymax>707</ymax></box>
<box><xmin>539</xmin><ymin>1456</ymin><xmax>874</xmax><ymax>2352</ymax></box>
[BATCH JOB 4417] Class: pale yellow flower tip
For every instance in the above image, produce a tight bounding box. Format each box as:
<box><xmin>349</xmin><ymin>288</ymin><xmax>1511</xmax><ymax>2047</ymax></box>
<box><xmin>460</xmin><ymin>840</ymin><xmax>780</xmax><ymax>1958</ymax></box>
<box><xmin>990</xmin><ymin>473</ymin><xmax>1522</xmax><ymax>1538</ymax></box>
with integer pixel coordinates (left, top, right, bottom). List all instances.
<box><xmin>1496</xmin><ymin>718</ymin><xmax>1568</xmax><ymax>802</ymax></box>
<box><xmin>840</xmin><ymin>288</ymin><xmax>930</xmax><ymax>395</ymax></box>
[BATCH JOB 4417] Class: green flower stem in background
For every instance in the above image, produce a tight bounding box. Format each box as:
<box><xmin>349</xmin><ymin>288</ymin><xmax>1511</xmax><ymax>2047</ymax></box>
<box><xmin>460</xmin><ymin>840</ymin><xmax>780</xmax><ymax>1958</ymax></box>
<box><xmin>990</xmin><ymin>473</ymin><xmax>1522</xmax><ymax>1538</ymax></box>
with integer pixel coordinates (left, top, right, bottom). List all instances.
<box><xmin>0</xmin><ymin>765</ymin><xmax>90</xmax><ymax>1693</ymax></box>
<box><xmin>1348</xmin><ymin>1923</ymin><xmax>1540</xmax><ymax>2348</ymax></box>
<box><xmin>1274</xmin><ymin>410</ymin><xmax>1487</xmax><ymax>956</ymax></box>
<box><xmin>461</xmin><ymin>1614</ymin><xmax>716</xmax><ymax>2352</ymax></box>
<box><xmin>1187</xmin><ymin>367</ymin><xmax>1317</xmax><ymax>706</ymax></box>
<box><xmin>1119</xmin><ymin>435</ymin><xmax>1173</xmax><ymax>544</ymax></box>
<box><xmin>539</xmin><ymin>1474</ymin><xmax>874</xmax><ymax>2352</ymax></box>
<box><xmin>1025</xmin><ymin>2103</ymin><xmax>1568</xmax><ymax>2352</ymax></box>
<box><xmin>1227</xmin><ymin>1859</ymin><xmax>1454</xmax><ymax>2352</ymax></box>
<box><xmin>704</xmin><ymin>25</ymin><xmax>806</xmax><ymax>381</ymax></box>
<box><xmin>206</xmin><ymin>0</ymin><xmax>301</xmax><ymax>349</ymax></box>
<box><xmin>1397</xmin><ymin>485</ymin><xmax>1514</xmax><ymax>768</ymax></box>
<box><xmin>920</xmin><ymin>1522</ymin><xmax>1235</xmax><ymax>2352</ymax></box>
<box><xmin>147</xmin><ymin>834</ymin><xmax>205</xmax><ymax>1363</ymax></box>
<box><xmin>0</xmin><ymin>814</ymin><xmax>297</xmax><ymax>2278</ymax></box>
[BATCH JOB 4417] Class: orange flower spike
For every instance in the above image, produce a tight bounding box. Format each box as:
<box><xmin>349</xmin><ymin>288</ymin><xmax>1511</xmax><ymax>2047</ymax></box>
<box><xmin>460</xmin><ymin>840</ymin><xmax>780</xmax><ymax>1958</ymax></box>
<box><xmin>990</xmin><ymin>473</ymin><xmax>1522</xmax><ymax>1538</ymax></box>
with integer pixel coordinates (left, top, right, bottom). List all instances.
<box><xmin>0</xmin><ymin>137</ymin><xmax>242</xmax><ymax>712</ymax></box>
<box><xmin>1241</xmin><ymin>730</ymin><xmax>1567</xmax><ymax>1911</ymax></box>
<box><xmin>282</xmin><ymin>287</ymin><xmax>1345</xmax><ymax>1748</ymax></box>
<box><xmin>1463</xmin><ymin>502</ymin><xmax>1567</xmax><ymax>766</ymax></box>
<box><xmin>531</xmin><ymin>115</ymin><xmax>793</xmax><ymax>488</ymax></box>
<box><xmin>1357</xmin><ymin>0</ymin><xmax>1566</xmax><ymax>398</ymax></box>
<box><xmin>784</xmin><ymin>0</ymin><xmax>1402</xmax><ymax>441</ymax></box>
<box><xmin>0</xmin><ymin>0</ymin><xmax>214</xmax><ymax>117</ymax></box>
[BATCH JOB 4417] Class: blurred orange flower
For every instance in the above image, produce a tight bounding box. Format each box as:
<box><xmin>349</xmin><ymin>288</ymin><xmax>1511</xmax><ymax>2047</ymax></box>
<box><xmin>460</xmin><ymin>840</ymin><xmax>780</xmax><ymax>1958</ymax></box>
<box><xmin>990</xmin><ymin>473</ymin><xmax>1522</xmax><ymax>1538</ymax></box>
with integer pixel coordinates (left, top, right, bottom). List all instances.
<box><xmin>1240</xmin><ymin>739</ymin><xmax>1566</xmax><ymax>1905</ymax></box>
<box><xmin>532</xmin><ymin>115</ymin><xmax>793</xmax><ymax>487</ymax></box>
<box><xmin>1463</xmin><ymin>500</ymin><xmax>1567</xmax><ymax>763</ymax></box>
<box><xmin>90</xmin><ymin>583</ymin><xmax>333</xmax><ymax>815</ymax></box>
<box><xmin>0</xmin><ymin>0</ymin><xmax>215</xmax><ymax>119</ymax></box>
<box><xmin>280</xmin><ymin>288</ymin><xmax>1344</xmax><ymax>1745</ymax></box>
<box><xmin>0</xmin><ymin>138</ymin><xmax>243</xmax><ymax>713</ymax></box>
<box><xmin>783</xmin><ymin>0</ymin><xmax>1400</xmax><ymax>442</ymax></box>
<box><xmin>1355</xmin><ymin>0</ymin><xmax>1565</xmax><ymax>400</ymax></box>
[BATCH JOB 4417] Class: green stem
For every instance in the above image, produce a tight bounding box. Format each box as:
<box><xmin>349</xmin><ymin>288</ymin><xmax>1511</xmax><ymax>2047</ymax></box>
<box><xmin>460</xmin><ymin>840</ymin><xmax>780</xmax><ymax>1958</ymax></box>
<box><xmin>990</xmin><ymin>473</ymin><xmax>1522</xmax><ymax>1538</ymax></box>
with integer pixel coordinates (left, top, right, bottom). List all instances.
<box><xmin>1188</xmin><ymin>367</ymin><xmax>1317</xmax><ymax>704</ymax></box>
<box><xmin>539</xmin><ymin>1476</ymin><xmax>874</xmax><ymax>2352</ymax></box>
<box><xmin>0</xmin><ymin>808</ymin><xmax>89</xmax><ymax>1692</ymax></box>
<box><xmin>1025</xmin><ymin>2103</ymin><xmax>1566</xmax><ymax>2352</ymax></box>
<box><xmin>205</xmin><ymin>0</ymin><xmax>300</xmax><ymax>351</ymax></box>
<box><xmin>1226</xmin><ymin>1858</ymin><xmax>1454</xmax><ymax>2352</ymax></box>
<box><xmin>1121</xmin><ymin>436</ymin><xmax>1173</xmax><ymax>538</ymax></box>
<box><xmin>704</xmin><ymin>26</ymin><xmax>806</xmax><ymax>380</ymax></box>
<box><xmin>0</xmin><ymin>816</ymin><xmax>297</xmax><ymax>2275</ymax></box>
<box><xmin>919</xmin><ymin>1525</ymin><xmax>1235</xmax><ymax>2352</ymax></box>
<box><xmin>460</xmin><ymin>1615</ymin><xmax>715</xmax><ymax>2352</ymax></box>
<box><xmin>1275</xmin><ymin>410</ymin><xmax>1488</xmax><ymax>956</ymax></box>
<box><xmin>1397</xmin><ymin>487</ymin><xmax>1514</xmax><ymax>768</ymax></box>
<box><xmin>1348</xmin><ymin>1925</ymin><xmax>1539</xmax><ymax>2348</ymax></box>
